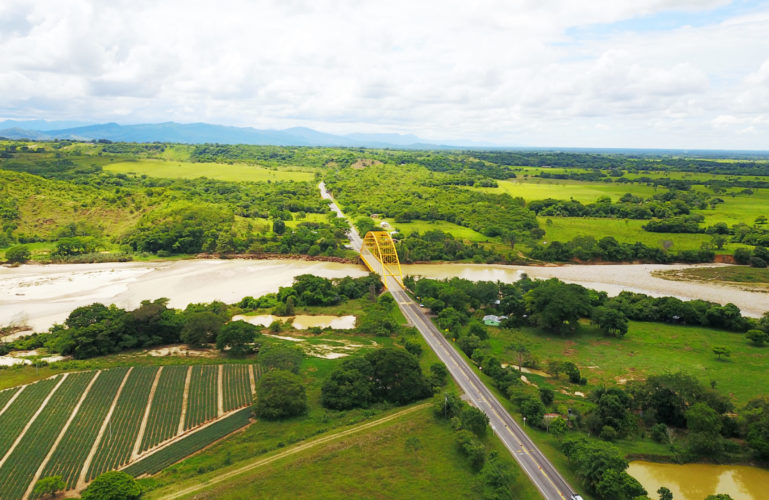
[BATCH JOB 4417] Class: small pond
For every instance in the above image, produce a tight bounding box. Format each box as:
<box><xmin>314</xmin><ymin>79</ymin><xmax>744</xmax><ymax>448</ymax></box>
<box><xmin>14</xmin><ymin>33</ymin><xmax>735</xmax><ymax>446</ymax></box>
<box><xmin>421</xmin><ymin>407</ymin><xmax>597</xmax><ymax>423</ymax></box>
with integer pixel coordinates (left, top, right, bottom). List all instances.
<box><xmin>628</xmin><ymin>460</ymin><xmax>769</xmax><ymax>500</ymax></box>
<box><xmin>231</xmin><ymin>314</ymin><xmax>356</xmax><ymax>330</ymax></box>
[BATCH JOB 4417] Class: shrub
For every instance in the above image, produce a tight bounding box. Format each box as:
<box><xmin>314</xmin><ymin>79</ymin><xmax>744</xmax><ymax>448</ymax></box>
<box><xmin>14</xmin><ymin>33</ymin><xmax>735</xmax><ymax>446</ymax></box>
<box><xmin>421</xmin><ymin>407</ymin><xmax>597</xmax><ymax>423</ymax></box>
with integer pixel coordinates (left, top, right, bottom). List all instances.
<box><xmin>81</xmin><ymin>471</ymin><xmax>140</xmax><ymax>500</ymax></box>
<box><xmin>254</xmin><ymin>370</ymin><xmax>307</xmax><ymax>419</ymax></box>
<box><xmin>5</xmin><ymin>244</ymin><xmax>31</xmax><ymax>263</ymax></box>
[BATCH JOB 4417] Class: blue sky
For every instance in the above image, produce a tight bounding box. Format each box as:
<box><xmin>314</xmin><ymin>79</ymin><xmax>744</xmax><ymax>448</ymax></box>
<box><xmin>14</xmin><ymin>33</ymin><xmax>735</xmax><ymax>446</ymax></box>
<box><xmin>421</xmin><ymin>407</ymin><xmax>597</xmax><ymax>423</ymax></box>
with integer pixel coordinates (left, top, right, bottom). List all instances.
<box><xmin>1</xmin><ymin>0</ymin><xmax>768</xmax><ymax>149</ymax></box>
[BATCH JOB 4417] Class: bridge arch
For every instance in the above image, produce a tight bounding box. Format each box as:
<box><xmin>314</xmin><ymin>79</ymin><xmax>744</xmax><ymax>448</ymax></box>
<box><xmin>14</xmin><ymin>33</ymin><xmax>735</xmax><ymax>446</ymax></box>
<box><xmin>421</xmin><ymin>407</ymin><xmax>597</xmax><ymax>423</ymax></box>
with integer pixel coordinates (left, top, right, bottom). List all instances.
<box><xmin>359</xmin><ymin>231</ymin><xmax>404</xmax><ymax>288</ymax></box>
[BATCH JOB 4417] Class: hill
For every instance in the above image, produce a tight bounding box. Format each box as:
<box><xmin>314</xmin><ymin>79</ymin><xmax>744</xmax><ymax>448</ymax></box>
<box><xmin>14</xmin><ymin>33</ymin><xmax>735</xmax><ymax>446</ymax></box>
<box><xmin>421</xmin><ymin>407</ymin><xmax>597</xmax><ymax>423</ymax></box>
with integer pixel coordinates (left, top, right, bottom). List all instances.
<box><xmin>0</xmin><ymin>121</ymin><xmax>458</xmax><ymax>148</ymax></box>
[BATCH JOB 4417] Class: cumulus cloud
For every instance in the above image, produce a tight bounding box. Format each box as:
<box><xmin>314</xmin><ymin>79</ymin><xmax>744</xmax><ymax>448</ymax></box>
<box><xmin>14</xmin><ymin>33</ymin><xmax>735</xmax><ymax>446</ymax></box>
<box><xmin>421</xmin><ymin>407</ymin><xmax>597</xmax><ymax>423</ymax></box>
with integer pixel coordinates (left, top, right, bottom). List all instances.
<box><xmin>0</xmin><ymin>0</ymin><xmax>768</xmax><ymax>148</ymax></box>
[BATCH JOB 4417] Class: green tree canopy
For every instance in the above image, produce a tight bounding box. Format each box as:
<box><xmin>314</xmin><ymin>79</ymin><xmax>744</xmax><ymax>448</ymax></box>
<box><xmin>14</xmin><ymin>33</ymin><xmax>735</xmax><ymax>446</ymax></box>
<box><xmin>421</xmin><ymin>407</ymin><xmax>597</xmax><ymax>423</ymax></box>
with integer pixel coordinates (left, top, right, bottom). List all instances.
<box><xmin>31</xmin><ymin>476</ymin><xmax>65</xmax><ymax>498</ymax></box>
<box><xmin>216</xmin><ymin>320</ymin><xmax>259</xmax><ymax>356</ymax></box>
<box><xmin>254</xmin><ymin>369</ymin><xmax>307</xmax><ymax>419</ymax></box>
<box><xmin>80</xmin><ymin>471</ymin><xmax>140</xmax><ymax>500</ymax></box>
<box><xmin>5</xmin><ymin>244</ymin><xmax>31</xmax><ymax>263</ymax></box>
<box><xmin>525</xmin><ymin>279</ymin><xmax>592</xmax><ymax>334</ymax></box>
<box><xmin>259</xmin><ymin>343</ymin><xmax>303</xmax><ymax>373</ymax></box>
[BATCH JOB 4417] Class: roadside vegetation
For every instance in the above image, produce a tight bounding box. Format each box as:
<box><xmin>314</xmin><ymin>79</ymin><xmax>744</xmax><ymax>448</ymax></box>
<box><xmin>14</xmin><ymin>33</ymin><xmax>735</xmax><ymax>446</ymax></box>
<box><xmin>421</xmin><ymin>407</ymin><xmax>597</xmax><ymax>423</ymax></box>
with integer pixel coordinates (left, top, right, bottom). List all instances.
<box><xmin>403</xmin><ymin>273</ymin><xmax>769</xmax><ymax>498</ymax></box>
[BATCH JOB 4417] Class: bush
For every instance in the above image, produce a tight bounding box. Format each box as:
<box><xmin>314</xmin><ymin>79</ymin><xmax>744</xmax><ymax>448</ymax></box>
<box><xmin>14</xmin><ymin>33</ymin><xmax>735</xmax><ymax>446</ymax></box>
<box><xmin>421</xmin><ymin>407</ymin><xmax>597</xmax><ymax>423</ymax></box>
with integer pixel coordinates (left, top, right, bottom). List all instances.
<box><xmin>734</xmin><ymin>247</ymin><xmax>752</xmax><ymax>264</ymax></box>
<box><xmin>750</xmin><ymin>256</ymin><xmax>767</xmax><ymax>268</ymax></box>
<box><xmin>254</xmin><ymin>370</ymin><xmax>307</xmax><ymax>419</ymax></box>
<box><xmin>455</xmin><ymin>430</ymin><xmax>486</xmax><ymax>471</ymax></box>
<box><xmin>651</xmin><ymin>423</ymin><xmax>669</xmax><ymax>443</ymax></box>
<box><xmin>259</xmin><ymin>343</ymin><xmax>303</xmax><ymax>373</ymax></box>
<box><xmin>81</xmin><ymin>471</ymin><xmax>140</xmax><ymax>500</ymax></box>
<box><xmin>5</xmin><ymin>244</ymin><xmax>31</xmax><ymax>263</ymax></box>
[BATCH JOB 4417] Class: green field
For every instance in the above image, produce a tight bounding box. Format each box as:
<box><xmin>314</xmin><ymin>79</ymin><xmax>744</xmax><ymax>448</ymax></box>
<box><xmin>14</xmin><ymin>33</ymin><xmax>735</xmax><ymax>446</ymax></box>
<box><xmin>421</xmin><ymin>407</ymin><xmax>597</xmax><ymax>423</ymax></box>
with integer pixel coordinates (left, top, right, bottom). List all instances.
<box><xmin>104</xmin><ymin>159</ymin><xmax>316</xmax><ymax>182</ymax></box>
<box><xmin>536</xmin><ymin>216</ymin><xmax>748</xmax><ymax>252</ymax></box>
<box><xmin>384</xmin><ymin>219</ymin><xmax>493</xmax><ymax>242</ymax></box>
<box><xmin>145</xmin><ymin>405</ymin><xmax>539</xmax><ymax>500</ymax></box>
<box><xmin>484</xmin><ymin>179</ymin><xmax>660</xmax><ymax>203</ymax></box>
<box><xmin>487</xmin><ymin>321</ymin><xmax>769</xmax><ymax>405</ymax></box>
<box><xmin>0</xmin><ymin>364</ymin><xmax>258</xmax><ymax>499</ymax></box>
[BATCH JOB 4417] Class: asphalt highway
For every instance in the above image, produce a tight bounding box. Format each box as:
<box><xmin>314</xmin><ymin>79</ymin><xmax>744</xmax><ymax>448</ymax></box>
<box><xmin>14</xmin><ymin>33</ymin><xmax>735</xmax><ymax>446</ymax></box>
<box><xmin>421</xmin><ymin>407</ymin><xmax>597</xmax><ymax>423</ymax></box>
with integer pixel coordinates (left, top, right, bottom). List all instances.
<box><xmin>320</xmin><ymin>182</ymin><xmax>578</xmax><ymax>499</ymax></box>
<box><xmin>386</xmin><ymin>274</ymin><xmax>576</xmax><ymax>500</ymax></box>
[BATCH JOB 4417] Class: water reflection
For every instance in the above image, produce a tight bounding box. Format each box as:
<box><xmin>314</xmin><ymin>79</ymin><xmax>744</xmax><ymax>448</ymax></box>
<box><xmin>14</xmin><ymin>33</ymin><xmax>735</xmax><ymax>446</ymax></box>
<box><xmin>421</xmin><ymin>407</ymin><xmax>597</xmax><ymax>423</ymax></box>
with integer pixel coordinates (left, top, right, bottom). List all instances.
<box><xmin>231</xmin><ymin>314</ymin><xmax>356</xmax><ymax>330</ymax></box>
<box><xmin>628</xmin><ymin>461</ymin><xmax>769</xmax><ymax>500</ymax></box>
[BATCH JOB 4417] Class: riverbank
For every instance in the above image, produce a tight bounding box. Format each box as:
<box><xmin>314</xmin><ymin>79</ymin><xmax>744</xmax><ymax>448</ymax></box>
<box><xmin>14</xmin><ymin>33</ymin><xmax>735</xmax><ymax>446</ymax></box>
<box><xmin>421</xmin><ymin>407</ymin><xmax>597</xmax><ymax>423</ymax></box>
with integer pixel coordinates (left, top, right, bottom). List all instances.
<box><xmin>3</xmin><ymin>259</ymin><xmax>766</xmax><ymax>335</ymax></box>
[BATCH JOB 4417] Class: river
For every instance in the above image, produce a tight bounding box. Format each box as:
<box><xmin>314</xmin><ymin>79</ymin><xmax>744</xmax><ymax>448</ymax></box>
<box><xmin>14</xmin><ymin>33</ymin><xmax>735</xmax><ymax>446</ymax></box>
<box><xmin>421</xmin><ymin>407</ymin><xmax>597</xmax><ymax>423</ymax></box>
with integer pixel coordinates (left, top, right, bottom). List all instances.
<box><xmin>628</xmin><ymin>460</ymin><xmax>769</xmax><ymax>500</ymax></box>
<box><xmin>1</xmin><ymin>259</ymin><xmax>766</xmax><ymax>334</ymax></box>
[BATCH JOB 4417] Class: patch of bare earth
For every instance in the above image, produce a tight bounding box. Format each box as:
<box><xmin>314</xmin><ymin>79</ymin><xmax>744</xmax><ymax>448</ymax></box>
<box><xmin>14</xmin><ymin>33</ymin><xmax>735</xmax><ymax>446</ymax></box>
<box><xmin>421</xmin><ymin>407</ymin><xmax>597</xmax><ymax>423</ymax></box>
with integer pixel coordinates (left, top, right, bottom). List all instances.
<box><xmin>351</xmin><ymin>158</ymin><xmax>383</xmax><ymax>169</ymax></box>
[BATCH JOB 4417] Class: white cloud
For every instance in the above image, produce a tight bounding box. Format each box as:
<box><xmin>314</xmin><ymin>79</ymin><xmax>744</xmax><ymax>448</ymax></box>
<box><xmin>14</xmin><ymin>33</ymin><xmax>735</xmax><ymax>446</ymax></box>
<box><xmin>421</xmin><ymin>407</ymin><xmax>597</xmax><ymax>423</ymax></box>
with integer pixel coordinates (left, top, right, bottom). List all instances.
<box><xmin>0</xmin><ymin>0</ymin><xmax>767</xmax><ymax>148</ymax></box>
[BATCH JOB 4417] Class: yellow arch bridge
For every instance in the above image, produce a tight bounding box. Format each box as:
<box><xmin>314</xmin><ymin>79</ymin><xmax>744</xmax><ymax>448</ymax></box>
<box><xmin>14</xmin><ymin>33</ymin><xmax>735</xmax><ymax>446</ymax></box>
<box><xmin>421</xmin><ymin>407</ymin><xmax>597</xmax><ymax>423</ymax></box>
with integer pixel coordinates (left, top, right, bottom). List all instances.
<box><xmin>359</xmin><ymin>231</ymin><xmax>404</xmax><ymax>288</ymax></box>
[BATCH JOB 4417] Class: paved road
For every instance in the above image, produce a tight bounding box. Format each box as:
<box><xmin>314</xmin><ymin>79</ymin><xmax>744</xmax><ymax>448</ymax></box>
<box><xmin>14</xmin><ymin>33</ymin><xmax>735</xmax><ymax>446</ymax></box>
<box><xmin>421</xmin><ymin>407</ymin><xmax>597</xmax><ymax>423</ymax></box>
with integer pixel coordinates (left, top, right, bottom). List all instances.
<box><xmin>321</xmin><ymin>182</ymin><xmax>577</xmax><ymax>499</ymax></box>
<box><xmin>384</xmin><ymin>275</ymin><xmax>575</xmax><ymax>500</ymax></box>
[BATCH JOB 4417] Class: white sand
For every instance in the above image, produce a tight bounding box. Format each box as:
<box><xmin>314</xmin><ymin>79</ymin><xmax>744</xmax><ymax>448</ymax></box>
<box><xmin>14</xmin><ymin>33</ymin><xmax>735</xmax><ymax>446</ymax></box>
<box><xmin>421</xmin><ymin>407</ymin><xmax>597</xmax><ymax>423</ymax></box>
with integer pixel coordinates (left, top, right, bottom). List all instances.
<box><xmin>0</xmin><ymin>260</ymin><xmax>367</xmax><ymax>332</ymax></box>
<box><xmin>2</xmin><ymin>260</ymin><xmax>766</xmax><ymax>335</ymax></box>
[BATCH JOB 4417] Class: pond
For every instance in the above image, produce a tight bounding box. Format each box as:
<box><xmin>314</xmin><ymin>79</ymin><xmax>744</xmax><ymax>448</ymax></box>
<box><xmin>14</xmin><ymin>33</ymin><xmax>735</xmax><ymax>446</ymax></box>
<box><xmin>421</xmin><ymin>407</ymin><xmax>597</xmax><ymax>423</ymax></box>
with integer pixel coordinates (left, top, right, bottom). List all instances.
<box><xmin>231</xmin><ymin>314</ymin><xmax>356</xmax><ymax>330</ymax></box>
<box><xmin>628</xmin><ymin>460</ymin><xmax>769</xmax><ymax>500</ymax></box>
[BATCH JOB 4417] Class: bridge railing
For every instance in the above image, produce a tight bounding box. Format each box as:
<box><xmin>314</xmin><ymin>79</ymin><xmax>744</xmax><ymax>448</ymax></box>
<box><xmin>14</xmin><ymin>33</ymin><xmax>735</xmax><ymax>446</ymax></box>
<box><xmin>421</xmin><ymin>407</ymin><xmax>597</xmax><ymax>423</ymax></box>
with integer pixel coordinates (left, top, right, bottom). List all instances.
<box><xmin>360</xmin><ymin>231</ymin><xmax>404</xmax><ymax>288</ymax></box>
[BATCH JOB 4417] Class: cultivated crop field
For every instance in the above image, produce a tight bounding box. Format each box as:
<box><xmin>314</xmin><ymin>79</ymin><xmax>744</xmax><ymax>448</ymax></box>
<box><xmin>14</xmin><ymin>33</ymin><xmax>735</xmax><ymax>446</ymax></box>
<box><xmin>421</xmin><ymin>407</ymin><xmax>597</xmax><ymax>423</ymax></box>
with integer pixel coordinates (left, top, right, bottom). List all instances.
<box><xmin>0</xmin><ymin>364</ymin><xmax>259</xmax><ymax>500</ymax></box>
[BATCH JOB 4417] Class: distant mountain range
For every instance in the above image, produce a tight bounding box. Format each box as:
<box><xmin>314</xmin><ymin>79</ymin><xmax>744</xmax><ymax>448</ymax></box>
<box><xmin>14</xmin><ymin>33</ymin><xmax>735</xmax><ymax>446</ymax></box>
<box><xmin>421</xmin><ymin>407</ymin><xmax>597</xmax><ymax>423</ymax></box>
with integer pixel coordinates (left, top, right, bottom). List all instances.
<box><xmin>0</xmin><ymin>120</ymin><xmax>496</xmax><ymax>149</ymax></box>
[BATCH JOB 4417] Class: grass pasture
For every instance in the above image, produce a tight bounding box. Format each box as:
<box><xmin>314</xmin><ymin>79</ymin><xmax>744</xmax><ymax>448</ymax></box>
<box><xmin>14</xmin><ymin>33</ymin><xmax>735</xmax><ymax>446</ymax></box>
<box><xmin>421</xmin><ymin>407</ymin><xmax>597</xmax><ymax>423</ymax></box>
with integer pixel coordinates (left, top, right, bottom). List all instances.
<box><xmin>488</xmin><ymin>321</ymin><xmax>769</xmax><ymax>405</ymax></box>
<box><xmin>104</xmin><ymin>159</ymin><xmax>317</xmax><ymax>183</ymax></box>
<box><xmin>536</xmin><ymin>216</ymin><xmax>748</xmax><ymax>252</ymax></box>
<box><xmin>0</xmin><ymin>364</ymin><xmax>258</xmax><ymax>499</ymax></box>
<box><xmin>483</xmin><ymin>179</ymin><xmax>659</xmax><ymax>203</ymax></box>
<box><xmin>145</xmin><ymin>405</ymin><xmax>539</xmax><ymax>500</ymax></box>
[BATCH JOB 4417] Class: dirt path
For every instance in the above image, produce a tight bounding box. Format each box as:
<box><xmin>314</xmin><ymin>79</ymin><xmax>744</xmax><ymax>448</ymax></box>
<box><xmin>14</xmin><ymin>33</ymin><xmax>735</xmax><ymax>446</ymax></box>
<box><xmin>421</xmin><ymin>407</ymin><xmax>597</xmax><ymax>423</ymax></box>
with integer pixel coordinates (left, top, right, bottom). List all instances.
<box><xmin>0</xmin><ymin>385</ymin><xmax>24</xmax><ymax>418</ymax></box>
<box><xmin>77</xmin><ymin>367</ymin><xmax>133</xmax><ymax>489</ymax></box>
<box><xmin>0</xmin><ymin>374</ymin><xmax>68</xmax><ymax>470</ymax></box>
<box><xmin>177</xmin><ymin>366</ymin><xmax>192</xmax><ymax>436</ymax></box>
<box><xmin>217</xmin><ymin>365</ymin><xmax>224</xmax><ymax>417</ymax></box>
<box><xmin>24</xmin><ymin>371</ymin><xmax>101</xmax><ymax>499</ymax></box>
<box><xmin>155</xmin><ymin>403</ymin><xmax>429</xmax><ymax>500</ymax></box>
<box><xmin>248</xmin><ymin>365</ymin><xmax>255</xmax><ymax>396</ymax></box>
<box><xmin>132</xmin><ymin>366</ymin><xmax>163</xmax><ymax>460</ymax></box>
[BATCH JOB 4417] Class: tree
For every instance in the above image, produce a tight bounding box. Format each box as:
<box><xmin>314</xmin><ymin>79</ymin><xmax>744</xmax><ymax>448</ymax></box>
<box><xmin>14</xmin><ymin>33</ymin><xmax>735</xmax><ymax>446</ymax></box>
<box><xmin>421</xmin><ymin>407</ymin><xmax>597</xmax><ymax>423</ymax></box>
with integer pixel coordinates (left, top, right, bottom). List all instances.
<box><xmin>746</xmin><ymin>329</ymin><xmax>769</xmax><ymax>346</ymax></box>
<box><xmin>321</xmin><ymin>356</ymin><xmax>374</xmax><ymax>409</ymax></box>
<box><xmin>259</xmin><ymin>343</ymin><xmax>303</xmax><ymax>373</ymax></box>
<box><xmin>429</xmin><ymin>362</ymin><xmax>448</xmax><ymax>386</ymax></box>
<box><xmin>712</xmin><ymin>345</ymin><xmax>731</xmax><ymax>360</ymax></box>
<box><xmin>520</xmin><ymin>395</ymin><xmax>546</xmax><ymax>428</ymax></box>
<box><xmin>705</xmin><ymin>495</ymin><xmax>734</xmax><ymax>500</ymax></box>
<box><xmin>455</xmin><ymin>430</ymin><xmax>486</xmax><ymax>471</ymax></box>
<box><xmin>366</xmin><ymin>348</ymin><xmax>431</xmax><ymax>405</ymax></box>
<box><xmin>549</xmin><ymin>416</ymin><xmax>568</xmax><ymax>435</ymax></box>
<box><xmin>180</xmin><ymin>311</ymin><xmax>224</xmax><ymax>347</ymax></box>
<box><xmin>5</xmin><ymin>244</ymin><xmax>31</xmax><ymax>263</ymax></box>
<box><xmin>32</xmin><ymin>476</ymin><xmax>65</xmax><ymax>498</ymax></box>
<box><xmin>591</xmin><ymin>306</ymin><xmax>629</xmax><ymax>338</ymax></box>
<box><xmin>272</xmin><ymin>219</ymin><xmax>286</xmax><ymax>235</ymax></box>
<box><xmin>539</xmin><ymin>387</ymin><xmax>554</xmax><ymax>406</ymax></box>
<box><xmin>657</xmin><ymin>486</ymin><xmax>673</xmax><ymax>500</ymax></box>
<box><xmin>711</xmin><ymin>234</ymin><xmax>728</xmax><ymax>250</ymax></box>
<box><xmin>216</xmin><ymin>320</ymin><xmax>258</xmax><ymax>356</ymax></box>
<box><xmin>525</xmin><ymin>279</ymin><xmax>592</xmax><ymax>334</ymax></box>
<box><xmin>80</xmin><ymin>471</ymin><xmax>140</xmax><ymax>500</ymax></box>
<box><xmin>460</xmin><ymin>405</ymin><xmax>489</xmax><ymax>437</ymax></box>
<box><xmin>254</xmin><ymin>369</ymin><xmax>307</xmax><ymax>419</ymax></box>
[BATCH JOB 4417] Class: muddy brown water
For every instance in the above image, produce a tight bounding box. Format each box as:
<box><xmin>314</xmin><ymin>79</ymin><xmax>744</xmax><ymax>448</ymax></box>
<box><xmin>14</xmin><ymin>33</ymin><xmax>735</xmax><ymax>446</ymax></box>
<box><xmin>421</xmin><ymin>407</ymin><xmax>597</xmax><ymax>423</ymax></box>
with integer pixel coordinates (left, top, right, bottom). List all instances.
<box><xmin>1</xmin><ymin>260</ymin><xmax>766</xmax><ymax>334</ymax></box>
<box><xmin>231</xmin><ymin>314</ymin><xmax>356</xmax><ymax>330</ymax></box>
<box><xmin>628</xmin><ymin>461</ymin><xmax>769</xmax><ymax>500</ymax></box>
